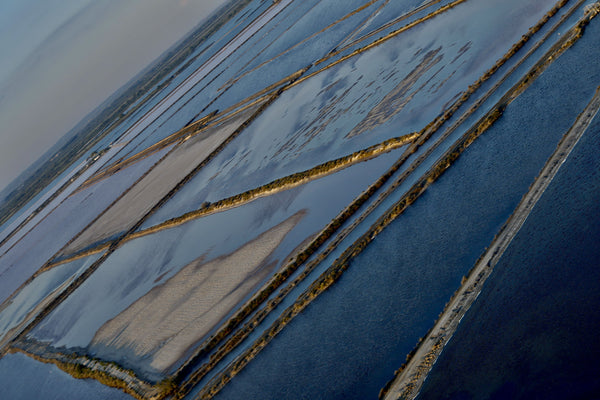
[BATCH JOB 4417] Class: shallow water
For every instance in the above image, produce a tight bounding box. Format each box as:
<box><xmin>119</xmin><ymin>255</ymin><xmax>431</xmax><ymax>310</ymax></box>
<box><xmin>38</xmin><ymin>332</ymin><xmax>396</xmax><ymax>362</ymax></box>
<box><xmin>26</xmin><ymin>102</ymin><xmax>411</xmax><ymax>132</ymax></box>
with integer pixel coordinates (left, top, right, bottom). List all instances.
<box><xmin>0</xmin><ymin>353</ymin><xmax>133</xmax><ymax>400</ymax></box>
<box><xmin>0</xmin><ymin>147</ymin><xmax>167</xmax><ymax>305</ymax></box>
<box><xmin>0</xmin><ymin>252</ymin><xmax>103</xmax><ymax>344</ymax></box>
<box><xmin>148</xmin><ymin>0</ymin><xmax>557</xmax><ymax>231</ymax></box>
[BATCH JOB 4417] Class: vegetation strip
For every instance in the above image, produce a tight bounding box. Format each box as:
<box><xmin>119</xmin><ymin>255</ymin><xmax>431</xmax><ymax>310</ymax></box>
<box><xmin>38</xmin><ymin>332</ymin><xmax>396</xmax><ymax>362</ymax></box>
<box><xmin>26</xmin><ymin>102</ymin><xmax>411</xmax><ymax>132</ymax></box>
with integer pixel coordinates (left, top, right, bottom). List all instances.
<box><xmin>134</xmin><ymin>134</ymin><xmax>417</xmax><ymax>236</ymax></box>
<box><xmin>311</xmin><ymin>0</ymin><xmax>468</xmax><ymax>69</ymax></box>
<box><xmin>382</xmin><ymin>84</ymin><xmax>600</xmax><ymax>400</ymax></box>
<box><xmin>195</xmin><ymin>93</ymin><xmax>505</xmax><ymax>400</ymax></box>
<box><xmin>44</xmin><ymin>83</ymin><xmax>291</xmax><ymax>269</ymax></box>
<box><xmin>36</xmin><ymin>141</ymin><xmax>180</xmax><ymax>275</ymax></box>
<box><xmin>83</xmin><ymin>65</ymin><xmax>309</xmax><ymax>192</ymax></box>
<box><xmin>1</xmin><ymin>90</ymin><xmax>285</xmax><ymax>369</ymax></box>
<box><xmin>44</xmin><ymin>132</ymin><xmax>416</xmax><ymax>271</ymax></box>
<box><xmin>335</xmin><ymin>0</ymin><xmax>444</xmax><ymax>53</ymax></box>
<box><xmin>367</xmin><ymin>0</ymin><xmax>583</xmax><ymax>225</ymax></box>
<box><xmin>194</xmin><ymin>2</ymin><xmax>590</xmax><ymax>397</ymax></box>
<box><xmin>0</xmin><ymin>0</ymin><xmax>275</xmax><ymax>256</ymax></box>
<box><xmin>380</xmin><ymin>3</ymin><xmax>600</xmax><ymax>399</ymax></box>
<box><xmin>169</xmin><ymin>137</ymin><xmax>421</xmax><ymax>398</ymax></box>
<box><xmin>75</xmin><ymin>112</ymin><xmax>217</xmax><ymax>190</ymax></box>
<box><xmin>59</xmin><ymin>0</ymin><xmax>466</xmax><ymax>248</ymax></box>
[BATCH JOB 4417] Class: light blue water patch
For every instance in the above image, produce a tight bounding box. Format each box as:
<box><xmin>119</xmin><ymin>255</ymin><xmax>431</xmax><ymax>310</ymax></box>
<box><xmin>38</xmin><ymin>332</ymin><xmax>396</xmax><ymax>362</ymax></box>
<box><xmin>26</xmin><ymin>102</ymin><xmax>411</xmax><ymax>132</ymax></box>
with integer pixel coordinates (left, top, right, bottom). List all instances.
<box><xmin>0</xmin><ymin>353</ymin><xmax>133</xmax><ymax>400</ymax></box>
<box><xmin>0</xmin><ymin>146</ymin><xmax>169</xmax><ymax>306</ymax></box>
<box><xmin>0</xmin><ymin>251</ymin><xmax>103</xmax><ymax>344</ymax></box>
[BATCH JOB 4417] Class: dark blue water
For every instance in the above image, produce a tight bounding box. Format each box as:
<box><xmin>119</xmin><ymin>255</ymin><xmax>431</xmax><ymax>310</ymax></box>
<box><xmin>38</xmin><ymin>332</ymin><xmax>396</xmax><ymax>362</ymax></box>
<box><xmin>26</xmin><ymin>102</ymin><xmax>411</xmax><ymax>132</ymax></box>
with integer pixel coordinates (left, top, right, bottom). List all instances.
<box><xmin>211</xmin><ymin>16</ymin><xmax>600</xmax><ymax>400</ymax></box>
<box><xmin>418</xmin><ymin>109</ymin><xmax>600</xmax><ymax>400</ymax></box>
<box><xmin>417</xmin><ymin>20</ymin><xmax>600</xmax><ymax>400</ymax></box>
<box><xmin>420</xmin><ymin>20</ymin><xmax>600</xmax><ymax>399</ymax></box>
<box><xmin>0</xmin><ymin>353</ymin><xmax>133</xmax><ymax>400</ymax></box>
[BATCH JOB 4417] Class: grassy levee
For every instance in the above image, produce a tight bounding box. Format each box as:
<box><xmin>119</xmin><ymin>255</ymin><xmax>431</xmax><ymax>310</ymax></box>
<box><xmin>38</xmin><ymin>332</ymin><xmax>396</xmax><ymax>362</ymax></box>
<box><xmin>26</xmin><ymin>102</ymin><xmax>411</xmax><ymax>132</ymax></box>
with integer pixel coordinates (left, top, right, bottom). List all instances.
<box><xmin>31</xmin><ymin>143</ymin><xmax>177</xmax><ymax>278</ymax></box>
<box><xmin>45</xmin><ymin>131</ymin><xmax>417</xmax><ymax>273</ymax></box>
<box><xmin>76</xmin><ymin>112</ymin><xmax>218</xmax><ymax>191</ymax></box>
<box><xmin>0</xmin><ymin>0</ymin><xmax>255</xmax><ymax>231</ymax></box>
<box><xmin>193</xmin><ymin>1</ymin><xmax>583</xmax><ymax>396</ymax></box>
<box><xmin>333</xmin><ymin>0</ymin><xmax>445</xmax><ymax>56</ymax></box>
<box><xmin>43</xmin><ymin>0</ymin><xmax>566</xmax><ymax>272</ymax></box>
<box><xmin>181</xmin><ymin>65</ymin><xmax>310</xmax><ymax>135</ymax></box>
<box><xmin>132</xmin><ymin>133</ymin><xmax>418</xmax><ymax>239</ymax></box>
<box><xmin>0</xmin><ymin>0</ymin><xmax>589</xmax><ymax>395</ymax></box>
<box><xmin>147</xmin><ymin>2</ymin><xmax>577</xmax><ymax>395</ymax></box>
<box><xmin>78</xmin><ymin>62</ymin><xmax>310</xmax><ymax>194</ymax></box>
<box><xmin>312</xmin><ymin>0</ymin><xmax>469</xmax><ymax>70</ymax></box>
<box><xmin>382</xmin><ymin>89</ymin><xmax>600</xmax><ymax>400</ymax></box>
<box><xmin>12</xmin><ymin>3</ymin><xmax>576</xmax><ymax>398</ymax></box>
<box><xmin>169</xmin><ymin>144</ymin><xmax>416</xmax><ymax>397</ymax></box>
<box><xmin>220</xmin><ymin>0</ymin><xmax>388</xmax><ymax>90</ymax></box>
<box><xmin>37</xmin><ymin>72</ymin><xmax>314</xmax><ymax>278</ymax></box>
<box><xmin>68</xmin><ymin>88</ymin><xmax>280</xmax><ymax>261</ymax></box>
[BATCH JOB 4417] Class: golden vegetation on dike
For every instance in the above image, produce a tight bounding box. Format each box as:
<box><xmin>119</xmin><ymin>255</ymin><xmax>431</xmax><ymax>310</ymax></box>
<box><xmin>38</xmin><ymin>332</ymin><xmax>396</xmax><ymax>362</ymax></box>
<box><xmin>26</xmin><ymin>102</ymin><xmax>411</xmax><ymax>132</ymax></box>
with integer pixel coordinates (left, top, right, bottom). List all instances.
<box><xmin>195</xmin><ymin>81</ymin><xmax>508</xmax><ymax>400</ymax></box>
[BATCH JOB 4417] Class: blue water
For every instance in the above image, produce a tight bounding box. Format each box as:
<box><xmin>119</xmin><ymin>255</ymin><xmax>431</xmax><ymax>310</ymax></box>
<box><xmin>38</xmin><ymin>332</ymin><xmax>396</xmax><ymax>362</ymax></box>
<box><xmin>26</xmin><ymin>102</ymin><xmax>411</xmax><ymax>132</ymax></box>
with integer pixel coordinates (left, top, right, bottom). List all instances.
<box><xmin>211</xmin><ymin>14</ymin><xmax>600</xmax><ymax>400</ymax></box>
<box><xmin>418</xmin><ymin>104</ymin><xmax>600</xmax><ymax>400</ymax></box>
<box><xmin>0</xmin><ymin>353</ymin><xmax>133</xmax><ymax>400</ymax></box>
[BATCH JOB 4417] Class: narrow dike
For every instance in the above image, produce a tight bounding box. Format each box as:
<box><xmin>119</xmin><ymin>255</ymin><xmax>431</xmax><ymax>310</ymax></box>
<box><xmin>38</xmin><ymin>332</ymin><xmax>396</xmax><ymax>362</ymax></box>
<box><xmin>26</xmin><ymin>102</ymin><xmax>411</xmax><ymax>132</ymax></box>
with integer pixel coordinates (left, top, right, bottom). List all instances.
<box><xmin>0</xmin><ymin>59</ymin><xmax>316</xmax><ymax>398</ymax></box>
<box><xmin>44</xmin><ymin>131</ymin><xmax>417</xmax><ymax>271</ymax></box>
<box><xmin>0</xmin><ymin>85</ymin><xmax>289</xmax><ymax>394</ymax></box>
<box><xmin>196</xmin><ymin>94</ymin><xmax>506</xmax><ymax>400</ymax></box>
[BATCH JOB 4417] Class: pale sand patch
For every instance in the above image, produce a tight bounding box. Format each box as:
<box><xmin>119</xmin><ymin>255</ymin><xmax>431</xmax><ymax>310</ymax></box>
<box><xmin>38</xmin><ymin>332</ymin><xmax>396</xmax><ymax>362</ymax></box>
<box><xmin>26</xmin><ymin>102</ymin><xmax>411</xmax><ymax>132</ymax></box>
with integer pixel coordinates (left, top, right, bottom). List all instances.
<box><xmin>91</xmin><ymin>211</ymin><xmax>305</xmax><ymax>372</ymax></box>
<box><xmin>62</xmin><ymin>105</ymin><xmax>261</xmax><ymax>256</ymax></box>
